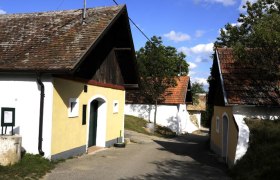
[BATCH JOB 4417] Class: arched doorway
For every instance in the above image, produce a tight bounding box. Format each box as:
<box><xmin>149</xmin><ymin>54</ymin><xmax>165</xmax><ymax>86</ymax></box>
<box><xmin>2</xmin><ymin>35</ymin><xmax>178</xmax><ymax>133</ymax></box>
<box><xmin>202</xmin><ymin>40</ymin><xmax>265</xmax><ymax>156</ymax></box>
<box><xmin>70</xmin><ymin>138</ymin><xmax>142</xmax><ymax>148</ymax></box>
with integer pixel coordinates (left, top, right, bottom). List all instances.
<box><xmin>222</xmin><ymin>114</ymin><xmax>229</xmax><ymax>162</ymax></box>
<box><xmin>88</xmin><ymin>97</ymin><xmax>106</xmax><ymax>147</ymax></box>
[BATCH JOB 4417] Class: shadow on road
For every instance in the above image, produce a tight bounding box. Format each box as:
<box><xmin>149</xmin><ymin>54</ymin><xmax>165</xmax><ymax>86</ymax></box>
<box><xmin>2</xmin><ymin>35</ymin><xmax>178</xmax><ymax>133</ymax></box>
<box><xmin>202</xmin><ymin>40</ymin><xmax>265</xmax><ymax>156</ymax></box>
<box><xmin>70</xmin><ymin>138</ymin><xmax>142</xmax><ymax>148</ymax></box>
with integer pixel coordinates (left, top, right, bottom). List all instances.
<box><xmin>120</xmin><ymin>134</ymin><xmax>230</xmax><ymax>180</ymax></box>
<box><xmin>121</xmin><ymin>159</ymin><xmax>228</xmax><ymax>180</ymax></box>
<box><xmin>155</xmin><ymin>134</ymin><xmax>227</xmax><ymax>170</ymax></box>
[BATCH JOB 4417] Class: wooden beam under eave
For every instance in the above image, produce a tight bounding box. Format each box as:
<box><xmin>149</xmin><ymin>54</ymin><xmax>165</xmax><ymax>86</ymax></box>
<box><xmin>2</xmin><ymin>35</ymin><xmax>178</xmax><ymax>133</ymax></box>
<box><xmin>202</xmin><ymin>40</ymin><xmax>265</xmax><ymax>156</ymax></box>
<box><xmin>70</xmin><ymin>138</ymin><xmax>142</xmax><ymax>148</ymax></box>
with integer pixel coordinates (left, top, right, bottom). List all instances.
<box><xmin>124</xmin><ymin>84</ymin><xmax>139</xmax><ymax>89</ymax></box>
<box><xmin>114</xmin><ymin>48</ymin><xmax>132</xmax><ymax>51</ymax></box>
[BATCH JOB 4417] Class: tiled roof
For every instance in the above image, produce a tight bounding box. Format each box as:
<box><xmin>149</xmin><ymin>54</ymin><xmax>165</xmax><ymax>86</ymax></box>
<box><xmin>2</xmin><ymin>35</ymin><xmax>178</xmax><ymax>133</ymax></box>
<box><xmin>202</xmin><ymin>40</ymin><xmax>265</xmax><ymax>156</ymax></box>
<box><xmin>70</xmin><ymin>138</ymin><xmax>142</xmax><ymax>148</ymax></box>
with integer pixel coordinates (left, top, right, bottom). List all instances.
<box><xmin>187</xmin><ymin>93</ymin><xmax>206</xmax><ymax>111</ymax></box>
<box><xmin>163</xmin><ymin>76</ymin><xmax>190</xmax><ymax>104</ymax></box>
<box><xmin>126</xmin><ymin>76</ymin><xmax>191</xmax><ymax>105</ymax></box>
<box><xmin>216</xmin><ymin>48</ymin><xmax>280</xmax><ymax>106</ymax></box>
<box><xmin>0</xmin><ymin>5</ymin><xmax>124</xmax><ymax>72</ymax></box>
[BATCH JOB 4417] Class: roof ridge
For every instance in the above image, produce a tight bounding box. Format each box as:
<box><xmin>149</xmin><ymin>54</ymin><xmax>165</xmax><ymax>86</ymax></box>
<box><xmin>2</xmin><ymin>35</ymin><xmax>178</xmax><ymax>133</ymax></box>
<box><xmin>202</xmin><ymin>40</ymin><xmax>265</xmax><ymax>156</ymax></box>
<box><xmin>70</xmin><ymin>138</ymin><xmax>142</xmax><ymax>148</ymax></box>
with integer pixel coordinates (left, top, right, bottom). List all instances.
<box><xmin>0</xmin><ymin>4</ymin><xmax>127</xmax><ymax>72</ymax></box>
<box><xmin>0</xmin><ymin>5</ymin><xmax>124</xmax><ymax>18</ymax></box>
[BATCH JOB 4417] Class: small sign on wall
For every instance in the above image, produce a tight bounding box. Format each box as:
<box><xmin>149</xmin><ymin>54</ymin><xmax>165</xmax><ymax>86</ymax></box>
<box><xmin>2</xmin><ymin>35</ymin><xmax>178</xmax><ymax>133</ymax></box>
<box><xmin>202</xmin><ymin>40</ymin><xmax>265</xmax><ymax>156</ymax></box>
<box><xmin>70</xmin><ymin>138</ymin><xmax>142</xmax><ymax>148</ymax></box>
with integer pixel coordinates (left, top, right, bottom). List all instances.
<box><xmin>1</xmin><ymin>107</ymin><xmax>15</xmax><ymax>135</ymax></box>
<box><xmin>1</xmin><ymin>108</ymin><xmax>15</xmax><ymax>126</ymax></box>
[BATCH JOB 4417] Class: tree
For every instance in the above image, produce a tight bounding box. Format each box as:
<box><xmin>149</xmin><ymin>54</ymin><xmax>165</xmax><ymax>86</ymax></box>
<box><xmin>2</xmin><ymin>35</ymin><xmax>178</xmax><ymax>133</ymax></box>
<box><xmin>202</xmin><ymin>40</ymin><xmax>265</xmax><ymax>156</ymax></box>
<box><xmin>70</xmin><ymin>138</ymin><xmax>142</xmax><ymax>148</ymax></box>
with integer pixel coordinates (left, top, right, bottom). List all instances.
<box><xmin>191</xmin><ymin>82</ymin><xmax>205</xmax><ymax>105</ymax></box>
<box><xmin>209</xmin><ymin>0</ymin><xmax>280</xmax><ymax>127</ymax></box>
<box><xmin>191</xmin><ymin>82</ymin><xmax>205</xmax><ymax>94</ymax></box>
<box><xmin>215</xmin><ymin>0</ymin><xmax>280</xmax><ymax>78</ymax></box>
<box><xmin>137</xmin><ymin>36</ymin><xmax>189</xmax><ymax>129</ymax></box>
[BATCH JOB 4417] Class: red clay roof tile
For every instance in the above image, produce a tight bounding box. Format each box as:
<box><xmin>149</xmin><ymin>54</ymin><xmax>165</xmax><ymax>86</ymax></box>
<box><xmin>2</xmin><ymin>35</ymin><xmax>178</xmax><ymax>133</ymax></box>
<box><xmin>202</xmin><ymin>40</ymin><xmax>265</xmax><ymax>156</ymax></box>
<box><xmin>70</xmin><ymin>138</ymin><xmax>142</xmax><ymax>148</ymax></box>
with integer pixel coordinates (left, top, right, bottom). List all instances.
<box><xmin>0</xmin><ymin>5</ymin><xmax>124</xmax><ymax>72</ymax></box>
<box><xmin>216</xmin><ymin>48</ymin><xmax>280</xmax><ymax>106</ymax></box>
<box><xmin>126</xmin><ymin>76</ymin><xmax>191</xmax><ymax>105</ymax></box>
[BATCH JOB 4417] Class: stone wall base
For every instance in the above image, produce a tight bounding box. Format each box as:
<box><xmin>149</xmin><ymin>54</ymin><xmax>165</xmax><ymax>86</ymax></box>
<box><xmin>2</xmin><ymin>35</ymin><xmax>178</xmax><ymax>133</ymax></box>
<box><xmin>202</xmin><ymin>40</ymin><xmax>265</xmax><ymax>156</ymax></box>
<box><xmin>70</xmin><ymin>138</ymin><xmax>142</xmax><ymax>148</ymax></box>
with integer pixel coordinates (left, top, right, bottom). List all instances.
<box><xmin>0</xmin><ymin>135</ymin><xmax>22</xmax><ymax>166</ymax></box>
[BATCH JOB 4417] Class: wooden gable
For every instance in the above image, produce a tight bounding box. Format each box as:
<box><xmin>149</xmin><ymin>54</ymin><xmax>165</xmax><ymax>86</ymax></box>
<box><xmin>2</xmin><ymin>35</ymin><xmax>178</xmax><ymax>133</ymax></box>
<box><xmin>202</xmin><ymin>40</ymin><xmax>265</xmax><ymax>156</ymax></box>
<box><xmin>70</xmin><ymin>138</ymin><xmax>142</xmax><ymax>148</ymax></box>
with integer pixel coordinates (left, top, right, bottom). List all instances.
<box><xmin>92</xmin><ymin>49</ymin><xmax>124</xmax><ymax>85</ymax></box>
<box><xmin>73</xmin><ymin>7</ymin><xmax>138</xmax><ymax>88</ymax></box>
<box><xmin>208</xmin><ymin>53</ymin><xmax>226</xmax><ymax>106</ymax></box>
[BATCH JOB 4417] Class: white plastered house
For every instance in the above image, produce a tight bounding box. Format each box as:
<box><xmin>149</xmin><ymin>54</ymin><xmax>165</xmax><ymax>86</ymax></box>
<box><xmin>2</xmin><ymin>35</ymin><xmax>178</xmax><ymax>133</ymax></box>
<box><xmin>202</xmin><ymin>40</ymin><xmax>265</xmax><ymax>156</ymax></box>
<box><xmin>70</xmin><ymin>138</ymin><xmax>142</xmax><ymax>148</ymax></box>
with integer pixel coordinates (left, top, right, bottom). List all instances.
<box><xmin>209</xmin><ymin>48</ymin><xmax>280</xmax><ymax>166</ymax></box>
<box><xmin>125</xmin><ymin>76</ymin><xmax>199</xmax><ymax>134</ymax></box>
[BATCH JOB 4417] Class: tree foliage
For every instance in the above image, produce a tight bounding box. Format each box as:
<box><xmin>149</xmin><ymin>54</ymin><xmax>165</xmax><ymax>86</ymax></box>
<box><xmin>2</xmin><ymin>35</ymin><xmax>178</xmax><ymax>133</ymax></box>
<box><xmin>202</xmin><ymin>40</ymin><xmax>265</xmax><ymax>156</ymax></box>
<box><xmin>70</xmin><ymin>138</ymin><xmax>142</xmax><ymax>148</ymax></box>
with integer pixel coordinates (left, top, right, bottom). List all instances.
<box><xmin>137</xmin><ymin>36</ymin><xmax>189</xmax><ymax>103</ymax></box>
<box><xmin>137</xmin><ymin>36</ymin><xmax>189</xmax><ymax>126</ymax></box>
<box><xmin>191</xmin><ymin>82</ymin><xmax>205</xmax><ymax>105</ymax></box>
<box><xmin>191</xmin><ymin>82</ymin><xmax>205</xmax><ymax>94</ymax></box>
<box><xmin>215</xmin><ymin>0</ymin><xmax>280</xmax><ymax>77</ymax></box>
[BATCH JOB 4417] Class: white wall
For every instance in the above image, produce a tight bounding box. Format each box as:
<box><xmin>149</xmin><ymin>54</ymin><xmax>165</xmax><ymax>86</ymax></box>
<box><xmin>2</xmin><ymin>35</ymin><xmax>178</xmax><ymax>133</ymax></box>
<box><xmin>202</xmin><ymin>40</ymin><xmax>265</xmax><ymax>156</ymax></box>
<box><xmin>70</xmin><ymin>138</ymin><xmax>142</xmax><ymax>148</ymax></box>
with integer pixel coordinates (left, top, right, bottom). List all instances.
<box><xmin>233</xmin><ymin>106</ymin><xmax>280</xmax><ymax>120</ymax></box>
<box><xmin>125</xmin><ymin>104</ymin><xmax>198</xmax><ymax>134</ymax></box>
<box><xmin>177</xmin><ymin>104</ymin><xmax>199</xmax><ymax>133</ymax></box>
<box><xmin>150</xmin><ymin>104</ymin><xmax>181</xmax><ymax>133</ymax></box>
<box><xmin>125</xmin><ymin>104</ymin><xmax>152</xmax><ymax>121</ymax></box>
<box><xmin>0</xmin><ymin>75</ymin><xmax>53</xmax><ymax>158</ymax></box>
<box><xmin>232</xmin><ymin>106</ymin><xmax>280</xmax><ymax>163</ymax></box>
<box><xmin>188</xmin><ymin>111</ymin><xmax>202</xmax><ymax>129</ymax></box>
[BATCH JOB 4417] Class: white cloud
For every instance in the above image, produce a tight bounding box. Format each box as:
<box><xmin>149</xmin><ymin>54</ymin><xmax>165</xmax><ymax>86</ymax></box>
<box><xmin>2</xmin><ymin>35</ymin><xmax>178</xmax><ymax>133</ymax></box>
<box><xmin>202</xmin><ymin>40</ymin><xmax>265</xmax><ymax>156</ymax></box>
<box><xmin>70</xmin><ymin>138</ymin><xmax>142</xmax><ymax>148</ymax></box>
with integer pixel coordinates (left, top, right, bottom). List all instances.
<box><xmin>195</xmin><ymin>30</ymin><xmax>205</xmax><ymax>38</ymax></box>
<box><xmin>189</xmin><ymin>62</ymin><xmax>197</xmax><ymax>69</ymax></box>
<box><xmin>0</xmin><ymin>9</ymin><xmax>6</xmax><ymax>14</ymax></box>
<box><xmin>189</xmin><ymin>43</ymin><xmax>214</xmax><ymax>54</ymax></box>
<box><xmin>219</xmin><ymin>22</ymin><xmax>243</xmax><ymax>36</ymax></box>
<box><xmin>231</xmin><ymin>22</ymin><xmax>242</xmax><ymax>27</ymax></box>
<box><xmin>192</xmin><ymin>77</ymin><xmax>208</xmax><ymax>86</ymax></box>
<box><xmin>194</xmin><ymin>0</ymin><xmax>236</xmax><ymax>6</ymax></box>
<box><xmin>195</xmin><ymin>57</ymin><xmax>203</xmax><ymax>63</ymax></box>
<box><xmin>178</xmin><ymin>47</ymin><xmax>188</xmax><ymax>54</ymax></box>
<box><xmin>239</xmin><ymin>0</ymin><xmax>257</xmax><ymax>11</ymax></box>
<box><xmin>164</xmin><ymin>30</ymin><xmax>191</xmax><ymax>42</ymax></box>
<box><xmin>178</xmin><ymin>43</ymin><xmax>213</xmax><ymax>63</ymax></box>
<box><xmin>194</xmin><ymin>56</ymin><xmax>209</xmax><ymax>63</ymax></box>
<box><xmin>179</xmin><ymin>43</ymin><xmax>213</xmax><ymax>91</ymax></box>
<box><xmin>210</xmin><ymin>0</ymin><xmax>236</xmax><ymax>6</ymax></box>
<box><xmin>188</xmin><ymin>71</ymin><xmax>197</xmax><ymax>76</ymax></box>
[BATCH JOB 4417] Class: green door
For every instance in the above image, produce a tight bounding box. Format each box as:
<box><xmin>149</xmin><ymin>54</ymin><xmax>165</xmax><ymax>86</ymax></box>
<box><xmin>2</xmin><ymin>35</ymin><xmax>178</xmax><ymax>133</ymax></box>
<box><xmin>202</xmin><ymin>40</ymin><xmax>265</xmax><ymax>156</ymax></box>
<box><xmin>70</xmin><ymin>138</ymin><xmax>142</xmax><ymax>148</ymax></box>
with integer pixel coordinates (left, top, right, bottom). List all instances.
<box><xmin>88</xmin><ymin>100</ymin><xmax>98</xmax><ymax>147</ymax></box>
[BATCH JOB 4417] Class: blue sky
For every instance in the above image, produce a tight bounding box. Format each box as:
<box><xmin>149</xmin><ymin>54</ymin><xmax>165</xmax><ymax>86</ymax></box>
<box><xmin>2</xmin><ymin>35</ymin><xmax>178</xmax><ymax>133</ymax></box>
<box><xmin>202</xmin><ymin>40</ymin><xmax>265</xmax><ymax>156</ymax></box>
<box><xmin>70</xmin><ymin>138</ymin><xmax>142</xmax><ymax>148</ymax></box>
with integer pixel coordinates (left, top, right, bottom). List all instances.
<box><xmin>0</xmin><ymin>0</ymin><xmax>255</xmax><ymax>90</ymax></box>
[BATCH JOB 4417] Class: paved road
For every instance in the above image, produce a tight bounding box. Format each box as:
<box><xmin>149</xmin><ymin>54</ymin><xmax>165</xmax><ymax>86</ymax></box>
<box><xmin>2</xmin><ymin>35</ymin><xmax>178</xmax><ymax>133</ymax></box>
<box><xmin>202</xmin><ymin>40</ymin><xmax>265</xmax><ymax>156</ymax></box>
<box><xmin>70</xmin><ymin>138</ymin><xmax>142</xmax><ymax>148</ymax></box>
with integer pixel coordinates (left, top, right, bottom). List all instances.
<box><xmin>43</xmin><ymin>131</ymin><xmax>230</xmax><ymax>180</ymax></box>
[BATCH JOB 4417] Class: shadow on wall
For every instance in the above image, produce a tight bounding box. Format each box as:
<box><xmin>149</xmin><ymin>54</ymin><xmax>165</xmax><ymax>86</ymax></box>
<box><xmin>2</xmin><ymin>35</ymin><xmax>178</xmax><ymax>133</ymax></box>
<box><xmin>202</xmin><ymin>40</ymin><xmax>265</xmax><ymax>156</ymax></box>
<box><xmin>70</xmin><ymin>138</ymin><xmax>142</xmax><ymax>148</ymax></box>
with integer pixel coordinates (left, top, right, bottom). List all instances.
<box><xmin>166</xmin><ymin>116</ymin><xmax>179</xmax><ymax>134</ymax></box>
<box><xmin>130</xmin><ymin>104</ymin><xmax>154</xmax><ymax>122</ymax></box>
<box><xmin>54</xmin><ymin>79</ymin><xmax>84</xmax><ymax>108</ymax></box>
<box><xmin>120</xmin><ymin>134</ymin><xmax>229</xmax><ymax>180</ymax></box>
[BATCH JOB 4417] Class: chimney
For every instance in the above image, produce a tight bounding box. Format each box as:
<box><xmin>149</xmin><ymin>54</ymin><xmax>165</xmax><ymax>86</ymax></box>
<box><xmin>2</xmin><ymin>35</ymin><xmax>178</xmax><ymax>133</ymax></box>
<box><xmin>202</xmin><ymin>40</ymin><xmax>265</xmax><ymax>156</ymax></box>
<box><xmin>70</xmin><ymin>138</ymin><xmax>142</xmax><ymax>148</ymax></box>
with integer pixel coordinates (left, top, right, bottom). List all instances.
<box><xmin>82</xmin><ymin>0</ymin><xmax>86</xmax><ymax>24</ymax></box>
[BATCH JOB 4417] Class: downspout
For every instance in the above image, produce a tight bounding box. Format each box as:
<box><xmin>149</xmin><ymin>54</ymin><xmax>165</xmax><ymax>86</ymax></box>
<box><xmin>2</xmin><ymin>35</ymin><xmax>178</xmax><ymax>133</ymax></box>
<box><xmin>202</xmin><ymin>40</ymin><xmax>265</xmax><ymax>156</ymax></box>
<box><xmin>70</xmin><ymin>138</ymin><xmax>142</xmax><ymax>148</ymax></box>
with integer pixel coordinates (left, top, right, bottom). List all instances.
<box><xmin>37</xmin><ymin>74</ymin><xmax>45</xmax><ymax>156</ymax></box>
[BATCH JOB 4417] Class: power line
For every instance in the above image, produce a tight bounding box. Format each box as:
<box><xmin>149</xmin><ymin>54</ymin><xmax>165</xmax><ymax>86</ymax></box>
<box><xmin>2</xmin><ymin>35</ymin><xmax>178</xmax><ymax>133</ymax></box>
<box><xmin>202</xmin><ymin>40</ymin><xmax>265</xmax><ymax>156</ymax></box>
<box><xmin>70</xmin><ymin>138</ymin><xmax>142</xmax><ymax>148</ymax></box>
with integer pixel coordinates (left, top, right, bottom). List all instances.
<box><xmin>112</xmin><ymin>0</ymin><xmax>153</xmax><ymax>44</ymax></box>
<box><xmin>56</xmin><ymin>0</ymin><xmax>65</xmax><ymax>11</ymax></box>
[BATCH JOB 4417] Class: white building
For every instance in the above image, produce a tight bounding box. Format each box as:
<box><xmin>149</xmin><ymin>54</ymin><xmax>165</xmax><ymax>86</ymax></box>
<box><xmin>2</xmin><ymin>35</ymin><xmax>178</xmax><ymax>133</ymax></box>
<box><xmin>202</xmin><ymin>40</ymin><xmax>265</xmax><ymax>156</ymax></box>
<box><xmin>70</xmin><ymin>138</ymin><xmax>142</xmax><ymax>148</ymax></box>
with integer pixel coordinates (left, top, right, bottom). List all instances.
<box><xmin>187</xmin><ymin>93</ymin><xmax>207</xmax><ymax>129</ymax></box>
<box><xmin>125</xmin><ymin>76</ymin><xmax>199</xmax><ymax>134</ymax></box>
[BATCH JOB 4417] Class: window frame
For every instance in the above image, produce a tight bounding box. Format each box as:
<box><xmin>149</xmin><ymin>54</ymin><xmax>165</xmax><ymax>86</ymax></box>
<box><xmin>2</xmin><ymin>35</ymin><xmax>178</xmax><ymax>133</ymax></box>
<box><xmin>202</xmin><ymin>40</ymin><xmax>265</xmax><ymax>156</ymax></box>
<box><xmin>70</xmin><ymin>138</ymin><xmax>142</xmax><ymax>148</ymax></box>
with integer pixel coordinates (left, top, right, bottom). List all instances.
<box><xmin>113</xmin><ymin>100</ymin><xmax>119</xmax><ymax>114</ymax></box>
<box><xmin>68</xmin><ymin>98</ymin><xmax>79</xmax><ymax>118</ymax></box>
<box><xmin>216</xmin><ymin>116</ymin><xmax>220</xmax><ymax>133</ymax></box>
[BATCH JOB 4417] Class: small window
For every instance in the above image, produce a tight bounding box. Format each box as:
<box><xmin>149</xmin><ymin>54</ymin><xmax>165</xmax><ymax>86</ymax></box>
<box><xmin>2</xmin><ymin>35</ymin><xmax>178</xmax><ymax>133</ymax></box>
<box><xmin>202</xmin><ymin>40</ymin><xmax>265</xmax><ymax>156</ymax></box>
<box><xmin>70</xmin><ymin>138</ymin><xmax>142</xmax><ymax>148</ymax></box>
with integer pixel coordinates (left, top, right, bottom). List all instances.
<box><xmin>84</xmin><ymin>85</ymin><xmax>88</xmax><ymax>93</ymax></box>
<box><xmin>113</xmin><ymin>100</ymin><xmax>119</xmax><ymax>114</ymax></box>
<box><xmin>68</xmin><ymin>98</ymin><xmax>79</xmax><ymax>117</ymax></box>
<box><xmin>216</xmin><ymin>116</ymin><xmax>220</xmax><ymax>133</ymax></box>
<box><xmin>82</xmin><ymin>105</ymin><xmax>87</xmax><ymax>125</ymax></box>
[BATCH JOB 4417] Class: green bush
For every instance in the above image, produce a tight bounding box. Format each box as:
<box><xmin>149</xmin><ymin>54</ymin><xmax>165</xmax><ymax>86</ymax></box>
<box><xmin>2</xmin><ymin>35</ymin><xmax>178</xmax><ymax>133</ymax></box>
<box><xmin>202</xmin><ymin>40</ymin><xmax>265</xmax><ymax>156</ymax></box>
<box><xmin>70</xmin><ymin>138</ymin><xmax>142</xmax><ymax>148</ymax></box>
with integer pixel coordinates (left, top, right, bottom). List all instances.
<box><xmin>230</xmin><ymin>119</ymin><xmax>280</xmax><ymax>180</ymax></box>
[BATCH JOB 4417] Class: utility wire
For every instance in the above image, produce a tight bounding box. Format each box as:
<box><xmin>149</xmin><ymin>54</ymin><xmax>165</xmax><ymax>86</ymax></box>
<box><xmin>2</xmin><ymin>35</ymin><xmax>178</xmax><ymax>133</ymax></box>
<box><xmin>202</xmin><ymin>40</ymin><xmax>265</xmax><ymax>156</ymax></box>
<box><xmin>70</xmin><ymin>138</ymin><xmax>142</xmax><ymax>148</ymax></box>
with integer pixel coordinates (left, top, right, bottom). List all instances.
<box><xmin>112</xmin><ymin>0</ymin><xmax>153</xmax><ymax>44</ymax></box>
<box><xmin>56</xmin><ymin>0</ymin><xmax>65</xmax><ymax>11</ymax></box>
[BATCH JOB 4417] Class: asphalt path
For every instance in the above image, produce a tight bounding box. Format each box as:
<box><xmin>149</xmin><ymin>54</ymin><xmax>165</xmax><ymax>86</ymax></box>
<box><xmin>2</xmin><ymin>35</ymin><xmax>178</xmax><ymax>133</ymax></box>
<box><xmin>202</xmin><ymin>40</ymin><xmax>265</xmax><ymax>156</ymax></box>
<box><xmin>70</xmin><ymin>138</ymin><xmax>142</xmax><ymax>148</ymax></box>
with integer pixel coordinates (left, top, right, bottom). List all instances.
<box><xmin>43</xmin><ymin>131</ymin><xmax>230</xmax><ymax>180</ymax></box>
